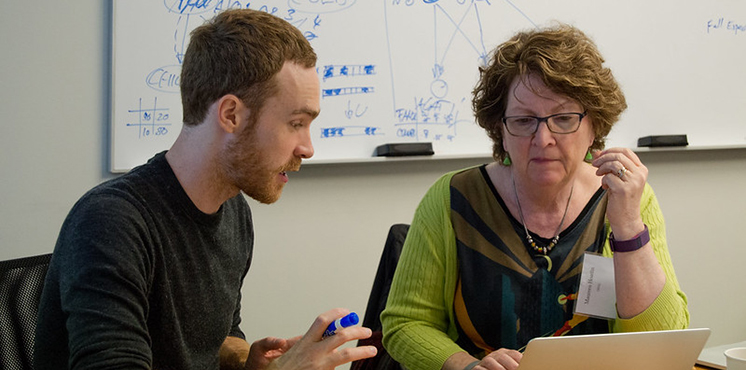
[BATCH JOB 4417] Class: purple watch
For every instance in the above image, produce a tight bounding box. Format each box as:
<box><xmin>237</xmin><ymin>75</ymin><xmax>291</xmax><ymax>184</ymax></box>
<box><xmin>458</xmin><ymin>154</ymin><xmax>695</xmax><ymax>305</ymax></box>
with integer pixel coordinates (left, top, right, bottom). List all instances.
<box><xmin>609</xmin><ymin>225</ymin><xmax>650</xmax><ymax>253</ymax></box>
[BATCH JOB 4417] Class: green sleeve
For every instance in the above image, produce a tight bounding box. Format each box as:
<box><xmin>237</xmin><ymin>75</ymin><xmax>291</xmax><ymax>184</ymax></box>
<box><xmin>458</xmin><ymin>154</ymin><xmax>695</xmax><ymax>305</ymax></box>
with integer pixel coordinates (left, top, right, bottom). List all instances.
<box><xmin>381</xmin><ymin>171</ymin><xmax>465</xmax><ymax>370</ymax></box>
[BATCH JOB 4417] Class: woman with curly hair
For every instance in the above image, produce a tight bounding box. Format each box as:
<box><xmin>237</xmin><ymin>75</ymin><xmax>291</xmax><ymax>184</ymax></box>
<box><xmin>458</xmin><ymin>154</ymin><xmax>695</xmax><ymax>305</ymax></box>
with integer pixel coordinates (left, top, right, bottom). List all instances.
<box><xmin>381</xmin><ymin>23</ymin><xmax>688</xmax><ymax>370</ymax></box>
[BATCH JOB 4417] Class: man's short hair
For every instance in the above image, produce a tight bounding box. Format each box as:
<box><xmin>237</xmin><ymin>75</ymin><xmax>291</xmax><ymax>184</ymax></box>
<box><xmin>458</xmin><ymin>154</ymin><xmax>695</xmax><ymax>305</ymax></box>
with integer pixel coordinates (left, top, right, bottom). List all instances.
<box><xmin>180</xmin><ymin>9</ymin><xmax>317</xmax><ymax>126</ymax></box>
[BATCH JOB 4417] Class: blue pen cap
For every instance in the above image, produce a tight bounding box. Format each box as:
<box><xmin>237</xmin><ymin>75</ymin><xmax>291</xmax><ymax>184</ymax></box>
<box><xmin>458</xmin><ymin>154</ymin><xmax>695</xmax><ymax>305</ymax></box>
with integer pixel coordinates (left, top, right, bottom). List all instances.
<box><xmin>340</xmin><ymin>312</ymin><xmax>359</xmax><ymax>328</ymax></box>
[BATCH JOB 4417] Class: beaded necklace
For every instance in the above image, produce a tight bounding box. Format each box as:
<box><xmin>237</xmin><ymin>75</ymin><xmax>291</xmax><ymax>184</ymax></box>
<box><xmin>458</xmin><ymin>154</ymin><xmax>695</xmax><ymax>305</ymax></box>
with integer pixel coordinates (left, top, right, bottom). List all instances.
<box><xmin>511</xmin><ymin>174</ymin><xmax>574</xmax><ymax>255</ymax></box>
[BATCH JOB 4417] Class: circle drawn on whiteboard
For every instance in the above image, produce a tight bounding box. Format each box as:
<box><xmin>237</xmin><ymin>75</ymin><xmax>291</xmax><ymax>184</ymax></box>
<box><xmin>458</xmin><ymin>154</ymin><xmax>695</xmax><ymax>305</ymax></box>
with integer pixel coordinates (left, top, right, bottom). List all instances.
<box><xmin>431</xmin><ymin>79</ymin><xmax>448</xmax><ymax>99</ymax></box>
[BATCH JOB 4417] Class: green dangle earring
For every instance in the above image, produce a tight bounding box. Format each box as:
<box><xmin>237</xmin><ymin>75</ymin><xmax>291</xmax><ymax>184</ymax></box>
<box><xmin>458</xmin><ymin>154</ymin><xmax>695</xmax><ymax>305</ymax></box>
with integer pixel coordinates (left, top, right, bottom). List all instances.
<box><xmin>502</xmin><ymin>153</ymin><xmax>512</xmax><ymax>166</ymax></box>
<box><xmin>584</xmin><ymin>149</ymin><xmax>593</xmax><ymax>163</ymax></box>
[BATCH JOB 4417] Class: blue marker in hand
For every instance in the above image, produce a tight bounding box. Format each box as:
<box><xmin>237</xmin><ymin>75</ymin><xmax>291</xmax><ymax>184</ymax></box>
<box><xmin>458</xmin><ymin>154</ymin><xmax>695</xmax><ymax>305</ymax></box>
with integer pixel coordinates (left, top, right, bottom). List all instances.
<box><xmin>322</xmin><ymin>312</ymin><xmax>359</xmax><ymax>339</ymax></box>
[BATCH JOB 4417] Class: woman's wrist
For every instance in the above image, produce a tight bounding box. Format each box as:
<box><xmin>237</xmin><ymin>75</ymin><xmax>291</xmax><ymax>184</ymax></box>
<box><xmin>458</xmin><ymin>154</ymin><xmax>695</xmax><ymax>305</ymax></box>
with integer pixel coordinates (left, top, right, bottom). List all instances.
<box><xmin>610</xmin><ymin>224</ymin><xmax>650</xmax><ymax>253</ymax></box>
<box><xmin>609</xmin><ymin>219</ymin><xmax>645</xmax><ymax>241</ymax></box>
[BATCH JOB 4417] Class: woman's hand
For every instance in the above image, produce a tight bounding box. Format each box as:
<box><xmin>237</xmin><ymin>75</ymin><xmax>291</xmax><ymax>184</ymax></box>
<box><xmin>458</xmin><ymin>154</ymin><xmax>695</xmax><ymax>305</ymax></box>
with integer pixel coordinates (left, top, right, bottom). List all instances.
<box><xmin>591</xmin><ymin>147</ymin><xmax>666</xmax><ymax>318</ymax></box>
<box><xmin>591</xmin><ymin>147</ymin><xmax>647</xmax><ymax>238</ymax></box>
<box><xmin>443</xmin><ymin>349</ymin><xmax>522</xmax><ymax>370</ymax></box>
<box><xmin>475</xmin><ymin>348</ymin><xmax>523</xmax><ymax>370</ymax></box>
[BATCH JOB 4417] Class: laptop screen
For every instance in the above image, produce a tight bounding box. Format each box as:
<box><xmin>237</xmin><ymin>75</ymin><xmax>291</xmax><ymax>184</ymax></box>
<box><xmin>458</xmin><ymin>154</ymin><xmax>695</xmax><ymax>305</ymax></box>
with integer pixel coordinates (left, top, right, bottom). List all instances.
<box><xmin>517</xmin><ymin>328</ymin><xmax>710</xmax><ymax>370</ymax></box>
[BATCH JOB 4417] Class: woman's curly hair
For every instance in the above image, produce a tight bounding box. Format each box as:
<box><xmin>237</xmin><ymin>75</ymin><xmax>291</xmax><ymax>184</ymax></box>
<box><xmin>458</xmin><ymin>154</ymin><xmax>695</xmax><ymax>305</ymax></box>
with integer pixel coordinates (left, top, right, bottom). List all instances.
<box><xmin>472</xmin><ymin>23</ymin><xmax>627</xmax><ymax>162</ymax></box>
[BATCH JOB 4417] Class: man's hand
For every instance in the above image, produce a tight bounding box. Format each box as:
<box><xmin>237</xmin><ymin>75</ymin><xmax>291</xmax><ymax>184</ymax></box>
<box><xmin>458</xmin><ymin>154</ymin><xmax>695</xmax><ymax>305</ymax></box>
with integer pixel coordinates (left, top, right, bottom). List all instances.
<box><xmin>249</xmin><ymin>308</ymin><xmax>377</xmax><ymax>370</ymax></box>
<box><xmin>244</xmin><ymin>336</ymin><xmax>299</xmax><ymax>370</ymax></box>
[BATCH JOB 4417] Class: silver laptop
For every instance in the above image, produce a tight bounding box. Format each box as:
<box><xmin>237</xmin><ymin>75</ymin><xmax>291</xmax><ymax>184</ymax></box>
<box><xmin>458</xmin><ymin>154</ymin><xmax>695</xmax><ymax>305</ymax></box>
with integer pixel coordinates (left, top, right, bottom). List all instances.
<box><xmin>518</xmin><ymin>328</ymin><xmax>711</xmax><ymax>370</ymax></box>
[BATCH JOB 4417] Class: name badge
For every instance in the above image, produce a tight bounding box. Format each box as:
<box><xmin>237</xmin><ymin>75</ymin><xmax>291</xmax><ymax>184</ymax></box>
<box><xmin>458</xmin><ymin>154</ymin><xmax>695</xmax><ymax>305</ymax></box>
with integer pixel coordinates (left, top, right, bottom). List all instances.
<box><xmin>575</xmin><ymin>252</ymin><xmax>617</xmax><ymax>319</ymax></box>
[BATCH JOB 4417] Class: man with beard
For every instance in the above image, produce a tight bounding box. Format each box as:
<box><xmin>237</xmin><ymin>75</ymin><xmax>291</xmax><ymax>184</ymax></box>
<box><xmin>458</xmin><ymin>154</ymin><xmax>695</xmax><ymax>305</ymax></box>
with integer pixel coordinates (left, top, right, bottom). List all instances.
<box><xmin>33</xmin><ymin>9</ymin><xmax>376</xmax><ymax>370</ymax></box>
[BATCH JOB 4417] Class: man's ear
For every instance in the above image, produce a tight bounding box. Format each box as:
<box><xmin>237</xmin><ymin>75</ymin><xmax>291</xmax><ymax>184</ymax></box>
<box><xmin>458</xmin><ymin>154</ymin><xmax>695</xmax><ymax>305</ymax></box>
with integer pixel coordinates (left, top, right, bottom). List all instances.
<box><xmin>216</xmin><ymin>94</ymin><xmax>247</xmax><ymax>134</ymax></box>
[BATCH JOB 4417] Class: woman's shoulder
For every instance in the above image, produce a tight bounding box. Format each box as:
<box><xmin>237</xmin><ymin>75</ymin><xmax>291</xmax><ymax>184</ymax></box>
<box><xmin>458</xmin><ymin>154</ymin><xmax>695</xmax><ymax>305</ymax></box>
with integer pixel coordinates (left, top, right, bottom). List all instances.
<box><xmin>416</xmin><ymin>164</ymin><xmax>489</xmax><ymax>214</ymax></box>
<box><xmin>430</xmin><ymin>164</ymin><xmax>487</xmax><ymax>189</ymax></box>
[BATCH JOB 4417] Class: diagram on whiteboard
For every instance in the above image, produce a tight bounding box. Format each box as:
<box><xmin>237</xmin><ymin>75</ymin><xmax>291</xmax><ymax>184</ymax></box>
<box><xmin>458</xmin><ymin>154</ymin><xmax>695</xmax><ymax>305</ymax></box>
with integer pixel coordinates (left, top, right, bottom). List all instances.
<box><xmin>112</xmin><ymin>0</ymin><xmax>533</xmax><ymax>170</ymax></box>
<box><xmin>112</xmin><ymin>0</ymin><xmax>746</xmax><ymax>171</ymax></box>
<box><xmin>381</xmin><ymin>0</ymin><xmax>534</xmax><ymax>151</ymax></box>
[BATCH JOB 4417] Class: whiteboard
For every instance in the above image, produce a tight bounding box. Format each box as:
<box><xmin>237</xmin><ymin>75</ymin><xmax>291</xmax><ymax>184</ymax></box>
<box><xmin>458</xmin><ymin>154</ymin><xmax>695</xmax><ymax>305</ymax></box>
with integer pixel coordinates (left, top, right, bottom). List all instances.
<box><xmin>111</xmin><ymin>0</ymin><xmax>746</xmax><ymax>172</ymax></box>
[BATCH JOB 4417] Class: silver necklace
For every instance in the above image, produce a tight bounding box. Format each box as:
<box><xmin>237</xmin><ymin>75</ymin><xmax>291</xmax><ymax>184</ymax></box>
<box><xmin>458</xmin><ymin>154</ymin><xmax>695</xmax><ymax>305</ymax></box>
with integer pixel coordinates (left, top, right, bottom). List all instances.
<box><xmin>511</xmin><ymin>174</ymin><xmax>574</xmax><ymax>255</ymax></box>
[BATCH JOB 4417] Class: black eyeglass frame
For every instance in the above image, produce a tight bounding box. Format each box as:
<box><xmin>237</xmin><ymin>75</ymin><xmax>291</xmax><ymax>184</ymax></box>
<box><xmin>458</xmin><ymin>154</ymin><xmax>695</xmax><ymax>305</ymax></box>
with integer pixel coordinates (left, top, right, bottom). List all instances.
<box><xmin>501</xmin><ymin>111</ymin><xmax>588</xmax><ymax>137</ymax></box>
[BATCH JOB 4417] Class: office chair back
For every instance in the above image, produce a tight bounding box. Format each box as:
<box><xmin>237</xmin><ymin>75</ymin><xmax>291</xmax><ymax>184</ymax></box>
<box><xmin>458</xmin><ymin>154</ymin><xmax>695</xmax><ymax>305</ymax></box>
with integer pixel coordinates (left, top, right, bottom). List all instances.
<box><xmin>0</xmin><ymin>253</ymin><xmax>52</xmax><ymax>370</ymax></box>
<box><xmin>350</xmin><ymin>224</ymin><xmax>409</xmax><ymax>370</ymax></box>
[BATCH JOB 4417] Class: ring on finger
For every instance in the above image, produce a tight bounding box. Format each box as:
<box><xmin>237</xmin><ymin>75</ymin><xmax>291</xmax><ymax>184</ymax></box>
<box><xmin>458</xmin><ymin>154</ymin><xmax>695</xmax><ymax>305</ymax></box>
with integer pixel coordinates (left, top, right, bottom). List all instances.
<box><xmin>616</xmin><ymin>166</ymin><xmax>628</xmax><ymax>179</ymax></box>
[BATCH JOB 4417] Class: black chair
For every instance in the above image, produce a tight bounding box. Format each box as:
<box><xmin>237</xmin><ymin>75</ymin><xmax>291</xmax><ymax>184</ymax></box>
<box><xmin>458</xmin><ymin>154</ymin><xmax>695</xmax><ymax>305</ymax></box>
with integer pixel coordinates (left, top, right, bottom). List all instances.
<box><xmin>350</xmin><ymin>224</ymin><xmax>408</xmax><ymax>370</ymax></box>
<box><xmin>0</xmin><ymin>253</ymin><xmax>52</xmax><ymax>370</ymax></box>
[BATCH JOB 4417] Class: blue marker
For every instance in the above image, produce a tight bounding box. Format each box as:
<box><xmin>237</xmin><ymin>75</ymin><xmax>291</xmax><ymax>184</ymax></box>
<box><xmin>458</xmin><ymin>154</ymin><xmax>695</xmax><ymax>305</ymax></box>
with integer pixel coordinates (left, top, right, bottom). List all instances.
<box><xmin>322</xmin><ymin>312</ymin><xmax>359</xmax><ymax>339</ymax></box>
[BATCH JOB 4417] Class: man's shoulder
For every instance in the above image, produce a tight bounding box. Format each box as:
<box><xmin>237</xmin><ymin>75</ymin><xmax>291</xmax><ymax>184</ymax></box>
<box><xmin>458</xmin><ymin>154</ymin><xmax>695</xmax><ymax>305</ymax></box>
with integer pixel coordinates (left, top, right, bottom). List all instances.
<box><xmin>70</xmin><ymin>153</ymin><xmax>174</xmax><ymax>220</ymax></box>
<box><xmin>104</xmin><ymin>150</ymin><xmax>171</xmax><ymax>191</ymax></box>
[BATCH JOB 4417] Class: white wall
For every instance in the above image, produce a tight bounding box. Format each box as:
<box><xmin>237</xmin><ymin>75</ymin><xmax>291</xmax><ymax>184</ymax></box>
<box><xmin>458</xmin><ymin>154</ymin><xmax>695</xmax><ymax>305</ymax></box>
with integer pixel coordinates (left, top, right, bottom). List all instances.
<box><xmin>1</xmin><ymin>2</ymin><xmax>744</xmax><ymax>365</ymax></box>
